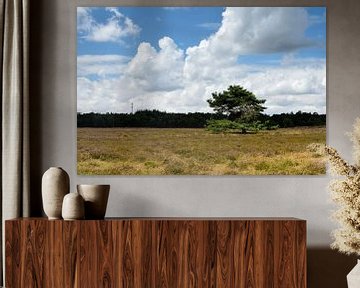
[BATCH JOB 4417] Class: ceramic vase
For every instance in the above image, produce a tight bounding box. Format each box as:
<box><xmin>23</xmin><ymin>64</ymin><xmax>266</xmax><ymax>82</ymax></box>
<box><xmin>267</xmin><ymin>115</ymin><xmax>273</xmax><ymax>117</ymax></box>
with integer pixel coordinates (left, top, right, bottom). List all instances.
<box><xmin>347</xmin><ymin>259</ymin><xmax>360</xmax><ymax>288</ymax></box>
<box><xmin>42</xmin><ymin>167</ymin><xmax>70</xmax><ymax>219</ymax></box>
<box><xmin>62</xmin><ymin>192</ymin><xmax>85</xmax><ymax>220</ymax></box>
<box><xmin>77</xmin><ymin>184</ymin><xmax>110</xmax><ymax>219</ymax></box>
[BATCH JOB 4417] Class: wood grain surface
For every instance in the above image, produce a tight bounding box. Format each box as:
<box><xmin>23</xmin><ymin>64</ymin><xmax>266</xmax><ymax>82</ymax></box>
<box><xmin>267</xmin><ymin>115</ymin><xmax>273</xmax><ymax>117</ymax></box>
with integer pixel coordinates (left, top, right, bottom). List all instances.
<box><xmin>5</xmin><ymin>218</ymin><xmax>306</xmax><ymax>288</ymax></box>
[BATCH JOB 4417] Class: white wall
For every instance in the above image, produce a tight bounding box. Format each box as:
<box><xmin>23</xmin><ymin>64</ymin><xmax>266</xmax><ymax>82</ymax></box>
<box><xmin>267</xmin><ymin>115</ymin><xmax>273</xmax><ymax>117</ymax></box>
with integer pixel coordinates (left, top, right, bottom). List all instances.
<box><xmin>30</xmin><ymin>0</ymin><xmax>360</xmax><ymax>249</ymax></box>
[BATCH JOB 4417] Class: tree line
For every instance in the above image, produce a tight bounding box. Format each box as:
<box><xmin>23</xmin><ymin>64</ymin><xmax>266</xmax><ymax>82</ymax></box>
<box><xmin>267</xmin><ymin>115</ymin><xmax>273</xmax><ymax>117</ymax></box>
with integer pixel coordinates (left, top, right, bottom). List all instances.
<box><xmin>78</xmin><ymin>85</ymin><xmax>325</xmax><ymax>131</ymax></box>
<box><xmin>77</xmin><ymin>110</ymin><xmax>325</xmax><ymax>128</ymax></box>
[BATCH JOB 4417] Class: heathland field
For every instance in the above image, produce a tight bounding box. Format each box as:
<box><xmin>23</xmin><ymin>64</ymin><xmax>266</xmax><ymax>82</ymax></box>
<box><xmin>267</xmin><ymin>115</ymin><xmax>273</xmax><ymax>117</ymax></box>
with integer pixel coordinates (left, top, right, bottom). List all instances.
<box><xmin>77</xmin><ymin>127</ymin><xmax>326</xmax><ymax>175</ymax></box>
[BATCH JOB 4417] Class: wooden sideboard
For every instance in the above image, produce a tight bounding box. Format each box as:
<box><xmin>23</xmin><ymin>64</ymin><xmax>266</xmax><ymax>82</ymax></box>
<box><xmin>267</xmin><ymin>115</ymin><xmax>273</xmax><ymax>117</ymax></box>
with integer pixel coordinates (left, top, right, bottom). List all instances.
<box><xmin>5</xmin><ymin>218</ymin><xmax>306</xmax><ymax>287</ymax></box>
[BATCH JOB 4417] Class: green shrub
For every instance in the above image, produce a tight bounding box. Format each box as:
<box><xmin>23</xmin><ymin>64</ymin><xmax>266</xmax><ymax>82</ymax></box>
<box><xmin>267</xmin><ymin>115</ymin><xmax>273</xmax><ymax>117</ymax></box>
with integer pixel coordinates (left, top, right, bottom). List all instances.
<box><xmin>206</xmin><ymin>119</ymin><xmax>244</xmax><ymax>133</ymax></box>
<box><xmin>206</xmin><ymin>119</ymin><xmax>278</xmax><ymax>134</ymax></box>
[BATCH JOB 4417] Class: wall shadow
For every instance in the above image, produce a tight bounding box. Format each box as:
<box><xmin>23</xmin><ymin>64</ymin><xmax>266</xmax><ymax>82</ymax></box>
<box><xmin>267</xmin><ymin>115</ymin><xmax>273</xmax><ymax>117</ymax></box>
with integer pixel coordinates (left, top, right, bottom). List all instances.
<box><xmin>29</xmin><ymin>0</ymin><xmax>46</xmax><ymax>216</ymax></box>
<box><xmin>308</xmin><ymin>248</ymin><xmax>357</xmax><ymax>288</ymax></box>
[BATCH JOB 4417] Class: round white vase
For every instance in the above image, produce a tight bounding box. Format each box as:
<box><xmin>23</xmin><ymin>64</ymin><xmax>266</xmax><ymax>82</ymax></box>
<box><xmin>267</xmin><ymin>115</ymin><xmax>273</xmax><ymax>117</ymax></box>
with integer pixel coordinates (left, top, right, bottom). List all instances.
<box><xmin>347</xmin><ymin>259</ymin><xmax>360</xmax><ymax>288</ymax></box>
<box><xmin>77</xmin><ymin>184</ymin><xmax>110</xmax><ymax>219</ymax></box>
<box><xmin>62</xmin><ymin>192</ymin><xmax>85</xmax><ymax>220</ymax></box>
<box><xmin>42</xmin><ymin>167</ymin><xmax>70</xmax><ymax>219</ymax></box>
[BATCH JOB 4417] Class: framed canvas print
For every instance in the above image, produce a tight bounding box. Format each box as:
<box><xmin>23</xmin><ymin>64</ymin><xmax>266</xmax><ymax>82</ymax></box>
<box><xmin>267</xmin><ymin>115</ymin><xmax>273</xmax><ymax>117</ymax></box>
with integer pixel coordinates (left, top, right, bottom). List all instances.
<box><xmin>77</xmin><ymin>6</ymin><xmax>326</xmax><ymax>175</ymax></box>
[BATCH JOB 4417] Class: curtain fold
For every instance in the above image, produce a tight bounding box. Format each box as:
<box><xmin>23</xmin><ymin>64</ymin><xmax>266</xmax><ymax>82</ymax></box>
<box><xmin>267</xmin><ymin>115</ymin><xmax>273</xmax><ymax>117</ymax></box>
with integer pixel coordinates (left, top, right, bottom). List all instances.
<box><xmin>0</xmin><ymin>0</ymin><xmax>30</xmax><ymax>284</ymax></box>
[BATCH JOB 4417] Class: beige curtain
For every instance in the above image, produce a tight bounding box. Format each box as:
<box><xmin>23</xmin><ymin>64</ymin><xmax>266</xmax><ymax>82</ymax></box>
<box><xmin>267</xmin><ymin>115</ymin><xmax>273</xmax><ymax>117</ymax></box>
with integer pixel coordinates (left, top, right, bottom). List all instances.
<box><xmin>0</xmin><ymin>0</ymin><xmax>30</xmax><ymax>284</ymax></box>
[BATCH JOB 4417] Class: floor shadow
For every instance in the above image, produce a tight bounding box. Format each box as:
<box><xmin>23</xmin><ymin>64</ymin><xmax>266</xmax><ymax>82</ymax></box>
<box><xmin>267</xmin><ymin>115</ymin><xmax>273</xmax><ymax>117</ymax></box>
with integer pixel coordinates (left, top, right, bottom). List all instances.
<box><xmin>308</xmin><ymin>248</ymin><xmax>357</xmax><ymax>288</ymax></box>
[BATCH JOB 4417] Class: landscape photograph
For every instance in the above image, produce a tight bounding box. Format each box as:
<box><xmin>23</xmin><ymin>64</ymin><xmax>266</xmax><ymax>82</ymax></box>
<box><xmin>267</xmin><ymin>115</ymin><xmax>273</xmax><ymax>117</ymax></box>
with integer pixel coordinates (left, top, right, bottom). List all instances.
<box><xmin>77</xmin><ymin>6</ymin><xmax>326</xmax><ymax>175</ymax></box>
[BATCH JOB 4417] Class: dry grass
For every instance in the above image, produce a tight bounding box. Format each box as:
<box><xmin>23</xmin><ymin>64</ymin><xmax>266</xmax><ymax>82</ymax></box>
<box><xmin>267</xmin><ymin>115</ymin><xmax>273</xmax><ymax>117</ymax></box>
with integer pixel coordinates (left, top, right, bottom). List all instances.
<box><xmin>77</xmin><ymin>127</ymin><xmax>326</xmax><ymax>175</ymax></box>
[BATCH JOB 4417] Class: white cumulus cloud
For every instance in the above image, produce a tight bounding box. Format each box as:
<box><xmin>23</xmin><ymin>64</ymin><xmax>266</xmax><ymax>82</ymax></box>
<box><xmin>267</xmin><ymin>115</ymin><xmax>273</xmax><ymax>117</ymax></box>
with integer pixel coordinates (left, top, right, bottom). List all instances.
<box><xmin>241</xmin><ymin>60</ymin><xmax>326</xmax><ymax>114</ymax></box>
<box><xmin>77</xmin><ymin>7</ymin><xmax>141</xmax><ymax>43</ymax></box>
<box><xmin>184</xmin><ymin>7</ymin><xmax>313</xmax><ymax>82</ymax></box>
<box><xmin>77</xmin><ymin>55</ymin><xmax>130</xmax><ymax>78</ymax></box>
<box><xmin>124</xmin><ymin>37</ymin><xmax>185</xmax><ymax>92</ymax></box>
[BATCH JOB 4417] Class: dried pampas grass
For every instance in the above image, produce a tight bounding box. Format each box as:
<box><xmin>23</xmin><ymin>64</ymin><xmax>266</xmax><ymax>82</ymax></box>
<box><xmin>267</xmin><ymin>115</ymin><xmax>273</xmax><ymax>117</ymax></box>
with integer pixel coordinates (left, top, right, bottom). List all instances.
<box><xmin>325</xmin><ymin>118</ymin><xmax>360</xmax><ymax>256</ymax></box>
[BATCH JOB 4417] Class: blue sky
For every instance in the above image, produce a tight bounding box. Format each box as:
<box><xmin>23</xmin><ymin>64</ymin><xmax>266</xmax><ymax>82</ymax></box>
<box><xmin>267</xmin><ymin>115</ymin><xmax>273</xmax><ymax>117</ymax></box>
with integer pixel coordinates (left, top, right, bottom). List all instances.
<box><xmin>78</xmin><ymin>7</ymin><xmax>223</xmax><ymax>56</ymax></box>
<box><xmin>78</xmin><ymin>7</ymin><xmax>325</xmax><ymax>60</ymax></box>
<box><xmin>77</xmin><ymin>7</ymin><xmax>326</xmax><ymax>114</ymax></box>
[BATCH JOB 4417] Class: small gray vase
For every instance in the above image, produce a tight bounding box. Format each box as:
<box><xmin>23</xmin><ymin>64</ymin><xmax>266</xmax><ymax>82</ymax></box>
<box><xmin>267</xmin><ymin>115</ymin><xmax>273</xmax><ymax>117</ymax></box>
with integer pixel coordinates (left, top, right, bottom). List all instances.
<box><xmin>42</xmin><ymin>167</ymin><xmax>70</xmax><ymax>219</ymax></box>
<box><xmin>62</xmin><ymin>192</ymin><xmax>85</xmax><ymax>220</ymax></box>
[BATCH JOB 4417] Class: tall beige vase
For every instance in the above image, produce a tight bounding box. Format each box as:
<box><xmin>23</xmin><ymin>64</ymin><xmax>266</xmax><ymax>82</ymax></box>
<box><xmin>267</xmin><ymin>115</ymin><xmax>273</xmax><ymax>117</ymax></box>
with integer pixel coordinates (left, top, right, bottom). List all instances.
<box><xmin>77</xmin><ymin>184</ymin><xmax>110</xmax><ymax>219</ymax></box>
<box><xmin>42</xmin><ymin>167</ymin><xmax>70</xmax><ymax>219</ymax></box>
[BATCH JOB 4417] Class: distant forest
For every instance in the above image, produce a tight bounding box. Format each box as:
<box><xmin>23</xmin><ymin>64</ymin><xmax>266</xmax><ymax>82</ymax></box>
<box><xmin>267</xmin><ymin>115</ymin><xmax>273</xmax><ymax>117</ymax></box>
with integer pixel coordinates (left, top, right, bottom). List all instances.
<box><xmin>77</xmin><ymin>110</ymin><xmax>326</xmax><ymax>128</ymax></box>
